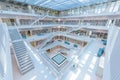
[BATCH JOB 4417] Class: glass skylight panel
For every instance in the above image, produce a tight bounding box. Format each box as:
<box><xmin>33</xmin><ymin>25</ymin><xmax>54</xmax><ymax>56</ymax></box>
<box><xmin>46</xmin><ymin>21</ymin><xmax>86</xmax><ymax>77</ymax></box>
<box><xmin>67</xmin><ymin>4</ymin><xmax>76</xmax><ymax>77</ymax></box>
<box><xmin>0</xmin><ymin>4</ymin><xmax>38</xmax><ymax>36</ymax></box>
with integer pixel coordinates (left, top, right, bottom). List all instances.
<box><xmin>51</xmin><ymin>0</ymin><xmax>72</xmax><ymax>7</ymax></box>
<box><xmin>64</xmin><ymin>1</ymin><xmax>74</xmax><ymax>5</ymax></box>
<box><xmin>78</xmin><ymin>0</ymin><xmax>88</xmax><ymax>2</ymax></box>
<box><xmin>27</xmin><ymin>0</ymin><xmax>38</xmax><ymax>5</ymax></box>
<box><xmin>39</xmin><ymin>0</ymin><xmax>52</xmax><ymax>6</ymax></box>
<box><xmin>50</xmin><ymin>5</ymin><xmax>69</xmax><ymax>10</ymax></box>
<box><xmin>34</xmin><ymin>0</ymin><xmax>45</xmax><ymax>5</ymax></box>
<box><xmin>16</xmin><ymin>0</ymin><xmax>25</xmax><ymax>2</ymax></box>
<box><xmin>49</xmin><ymin>1</ymin><xmax>73</xmax><ymax>10</ymax></box>
<box><xmin>54</xmin><ymin>0</ymin><xmax>66</xmax><ymax>3</ymax></box>
<box><xmin>41</xmin><ymin>2</ymin><xmax>57</xmax><ymax>7</ymax></box>
<box><xmin>52</xmin><ymin>54</ymin><xmax>66</xmax><ymax>65</ymax></box>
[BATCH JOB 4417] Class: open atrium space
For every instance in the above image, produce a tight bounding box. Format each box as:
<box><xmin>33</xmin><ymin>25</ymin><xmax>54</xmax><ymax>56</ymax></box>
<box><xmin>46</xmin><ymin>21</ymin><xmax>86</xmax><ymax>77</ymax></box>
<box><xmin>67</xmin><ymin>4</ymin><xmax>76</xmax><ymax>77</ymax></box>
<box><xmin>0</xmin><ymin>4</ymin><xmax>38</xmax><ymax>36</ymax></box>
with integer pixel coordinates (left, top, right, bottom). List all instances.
<box><xmin>0</xmin><ymin>0</ymin><xmax>120</xmax><ymax>80</ymax></box>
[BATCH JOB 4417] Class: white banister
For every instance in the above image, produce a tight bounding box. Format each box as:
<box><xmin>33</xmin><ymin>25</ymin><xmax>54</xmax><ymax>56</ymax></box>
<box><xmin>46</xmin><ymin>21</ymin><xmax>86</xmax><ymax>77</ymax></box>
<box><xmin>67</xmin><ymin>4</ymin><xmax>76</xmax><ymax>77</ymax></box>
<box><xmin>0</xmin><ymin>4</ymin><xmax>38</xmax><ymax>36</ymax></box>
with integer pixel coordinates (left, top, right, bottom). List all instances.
<box><xmin>30</xmin><ymin>15</ymin><xmax>48</xmax><ymax>27</ymax></box>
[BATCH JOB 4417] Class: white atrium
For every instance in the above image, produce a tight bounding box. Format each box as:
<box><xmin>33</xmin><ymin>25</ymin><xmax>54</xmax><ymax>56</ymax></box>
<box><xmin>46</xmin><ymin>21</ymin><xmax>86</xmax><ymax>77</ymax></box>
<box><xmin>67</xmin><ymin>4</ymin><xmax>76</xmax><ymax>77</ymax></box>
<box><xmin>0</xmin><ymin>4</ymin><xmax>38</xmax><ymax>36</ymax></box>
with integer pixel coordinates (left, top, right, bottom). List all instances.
<box><xmin>0</xmin><ymin>0</ymin><xmax>120</xmax><ymax>80</ymax></box>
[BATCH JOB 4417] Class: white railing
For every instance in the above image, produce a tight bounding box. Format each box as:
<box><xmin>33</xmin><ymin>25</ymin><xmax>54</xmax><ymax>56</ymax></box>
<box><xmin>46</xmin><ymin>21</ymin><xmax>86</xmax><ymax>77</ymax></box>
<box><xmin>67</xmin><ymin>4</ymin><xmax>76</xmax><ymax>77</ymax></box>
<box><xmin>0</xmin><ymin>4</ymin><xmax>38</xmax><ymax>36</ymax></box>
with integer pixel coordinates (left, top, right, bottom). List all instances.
<box><xmin>30</xmin><ymin>15</ymin><xmax>48</xmax><ymax>27</ymax></box>
<box><xmin>0</xmin><ymin>4</ymin><xmax>120</xmax><ymax>19</ymax></box>
<box><xmin>78</xmin><ymin>39</ymin><xmax>93</xmax><ymax>59</ymax></box>
<box><xmin>25</xmin><ymin>40</ymin><xmax>59</xmax><ymax>77</ymax></box>
<box><xmin>37</xmin><ymin>34</ymin><xmax>55</xmax><ymax>50</ymax></box>
<box><xmin>60</xmin><ymin>9</ymin><xmax>120</xmax><ymax>17</ymax></box>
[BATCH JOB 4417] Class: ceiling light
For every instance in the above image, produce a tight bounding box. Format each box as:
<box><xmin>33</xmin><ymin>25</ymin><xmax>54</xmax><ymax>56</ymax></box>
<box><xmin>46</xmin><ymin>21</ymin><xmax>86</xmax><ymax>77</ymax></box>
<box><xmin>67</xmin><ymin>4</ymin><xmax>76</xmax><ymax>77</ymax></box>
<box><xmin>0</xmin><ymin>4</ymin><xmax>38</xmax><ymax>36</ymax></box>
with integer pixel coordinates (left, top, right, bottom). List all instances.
<box><xmin>58</xmin><ymin>19</ymin><xmax>61</xmax><ymax>21</ymax></box>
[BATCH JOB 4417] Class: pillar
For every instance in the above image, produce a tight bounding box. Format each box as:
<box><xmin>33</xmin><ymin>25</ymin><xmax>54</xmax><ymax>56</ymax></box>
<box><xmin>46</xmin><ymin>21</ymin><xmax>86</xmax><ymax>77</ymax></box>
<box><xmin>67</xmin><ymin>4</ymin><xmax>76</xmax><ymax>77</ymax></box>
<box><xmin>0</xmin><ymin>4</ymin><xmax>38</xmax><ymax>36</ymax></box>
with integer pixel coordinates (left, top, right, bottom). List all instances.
<box><xmin>28</xmin><ymin>5</ymin><xmax>35</xmax><ymax>14</ymax></box>
<box><xmin>16</xmin><ymin>18</ymin><xmax>20</xmax><ymax>26</ymax></box>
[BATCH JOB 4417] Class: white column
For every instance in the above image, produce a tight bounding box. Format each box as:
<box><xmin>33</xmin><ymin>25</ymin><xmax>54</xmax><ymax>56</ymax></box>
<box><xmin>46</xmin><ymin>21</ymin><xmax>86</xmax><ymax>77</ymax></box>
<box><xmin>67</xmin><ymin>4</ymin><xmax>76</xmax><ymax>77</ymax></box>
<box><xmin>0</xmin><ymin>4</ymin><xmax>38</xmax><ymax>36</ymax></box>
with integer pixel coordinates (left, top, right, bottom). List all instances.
<box><xmin>78</xmin><ymin>19</ymin><xmax>81</xmax><ymax>25</ymax></box>
<box><xmin>0</xmin><ymin>18</ymin><xmax>2</xmax><ymax>22</ymax></box>
<box><xmin>16</xmin><ymin>18</ymin><xmax>20</xmax><ymax>26</ymax></box>
<box><xmin>89</xmin><ymin>31</ymin><xmax>92</xmax><ymax>36</ymax></box>
<box><xmin>28</xmin><ymin>5</ymin><xmax>35</xmax><ymax>14</ymax></box>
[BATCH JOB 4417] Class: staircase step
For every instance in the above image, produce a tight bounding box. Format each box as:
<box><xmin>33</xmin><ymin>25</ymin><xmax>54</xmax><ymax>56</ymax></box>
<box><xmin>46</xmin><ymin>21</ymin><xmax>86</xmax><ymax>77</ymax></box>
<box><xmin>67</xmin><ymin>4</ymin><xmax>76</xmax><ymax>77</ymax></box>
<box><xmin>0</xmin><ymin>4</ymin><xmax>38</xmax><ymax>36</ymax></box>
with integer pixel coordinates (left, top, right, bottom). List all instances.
<box><xmin>19</xmin><ymin>60</ymin><xmax>32</xmax><ymax>67</ymax></box>
<box><xmin>15</xmin><ymin>49</ymin><xmax>27</xmax><ymax>53</ymax></box>
<box><xmin>17</xmin><ymin>53</ymin><xmax>29</xmax><ymax>59</ymax></box>
<box><xmin>14</xmin><ymin>47</ymin><xmax>26</xmax><ymax>51</ymax></box>
<box><xmin>19</xmin><ymin>59</ymin><xmax>32</xmax><ymax>65</ymax></box>
<box><xmin>15</xmin><ymin>48</ymin><xmax>26</xmax><ymax>52</ymax></box>
<box><xmin>14</xmin><ymin>44</ymin><xmax>26</xmax><ymax>48</ymax></box>
<box><xmin>16</xmin><ymin>53</ymin><xmax>28</xmax><ymax>58</ymax></box>
<box><xmin>16</xmin><ymin>51</ymin><xmax>27</xmax><ymax>55</ymax></box>
<box><xmin>20</xmin><ymin>62</ymin><xmax>33</xmax><ymax>70</ymax></box>
<box><xmin>21</xmin><ymin>64</ymin><xmax>34</xmax><ymax>74</ymax></box>
<box><xmin>17</xmin><ymin>55</ymin><xmax>30</xmax><ymax>61</ymax></box>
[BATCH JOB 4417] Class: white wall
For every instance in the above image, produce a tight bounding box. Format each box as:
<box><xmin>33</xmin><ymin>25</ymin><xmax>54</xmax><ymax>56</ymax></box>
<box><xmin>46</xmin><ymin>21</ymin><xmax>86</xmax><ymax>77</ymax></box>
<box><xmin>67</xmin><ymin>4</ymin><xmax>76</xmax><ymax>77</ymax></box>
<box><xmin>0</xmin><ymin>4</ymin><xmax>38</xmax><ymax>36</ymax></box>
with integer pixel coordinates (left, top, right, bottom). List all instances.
<box><xmin>103</xmin><ymin>26</ymin><xmax>120</xmax><ymax>80</ymax></box>
<box><xmin>110</xmin><ymin>30</ymin><xmax>120</xmax><ymax>80</ymax></box>
<box><xmin>0</xmin><ymin>23</ymin><xmax>13</xmax><ymax>80</ymax></box>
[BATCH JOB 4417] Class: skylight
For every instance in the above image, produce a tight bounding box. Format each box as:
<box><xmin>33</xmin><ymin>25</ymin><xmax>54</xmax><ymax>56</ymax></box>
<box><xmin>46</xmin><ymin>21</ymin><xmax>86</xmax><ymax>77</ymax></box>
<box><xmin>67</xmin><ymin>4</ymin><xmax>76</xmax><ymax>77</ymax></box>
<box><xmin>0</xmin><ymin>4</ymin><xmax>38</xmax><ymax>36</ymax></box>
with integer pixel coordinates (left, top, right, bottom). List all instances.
<box><xmin>15</xmin><ymin>0</ymin><xmax>108</xmax><ymax>11</ymax></box>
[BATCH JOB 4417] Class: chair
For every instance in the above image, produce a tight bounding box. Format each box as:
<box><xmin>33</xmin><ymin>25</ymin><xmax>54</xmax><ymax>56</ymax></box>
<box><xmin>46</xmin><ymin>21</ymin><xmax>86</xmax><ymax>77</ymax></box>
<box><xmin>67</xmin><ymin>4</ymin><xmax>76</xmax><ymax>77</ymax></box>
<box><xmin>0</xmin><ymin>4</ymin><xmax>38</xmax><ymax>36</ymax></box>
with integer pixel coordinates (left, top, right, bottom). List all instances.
<box><xmin>97</xmin><ymin>48</ymin><xmax>104</xmax><ymax>57</ymax></box>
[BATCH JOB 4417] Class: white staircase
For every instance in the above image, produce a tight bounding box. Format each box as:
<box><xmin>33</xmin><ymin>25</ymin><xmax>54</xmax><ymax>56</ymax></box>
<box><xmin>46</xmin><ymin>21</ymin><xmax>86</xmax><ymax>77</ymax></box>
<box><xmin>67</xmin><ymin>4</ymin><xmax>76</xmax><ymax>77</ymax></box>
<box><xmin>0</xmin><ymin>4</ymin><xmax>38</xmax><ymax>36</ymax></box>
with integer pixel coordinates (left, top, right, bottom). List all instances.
<box><xmin>9</xmin><ymin>29</ymin><xmax>21</xmax><ymax>41</ymax></box>
<box><xmin>8</xmin><ymin>29</ymin><xmax>34</xmax><ymax>74</ymax></box>
<box><xmin>38</xmin><ymin>34</ymin><xmax>55</xmax><ymax>49</ymax></box>
<box><xmin>13</xmin><ymin>41</ymin><xmax>34</xmax><ymax>74</ymax></box>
